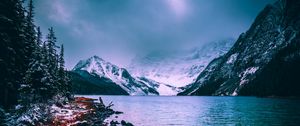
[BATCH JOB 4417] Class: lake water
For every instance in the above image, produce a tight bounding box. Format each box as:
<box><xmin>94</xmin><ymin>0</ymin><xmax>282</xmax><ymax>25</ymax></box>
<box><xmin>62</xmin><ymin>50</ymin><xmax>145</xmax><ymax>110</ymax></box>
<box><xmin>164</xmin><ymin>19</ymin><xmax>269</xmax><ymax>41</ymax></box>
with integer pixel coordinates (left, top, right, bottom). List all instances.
<box><xmin>78</xmin><ymin>95</ymin><xmax>300</xmax><ymax>126</ymax></box>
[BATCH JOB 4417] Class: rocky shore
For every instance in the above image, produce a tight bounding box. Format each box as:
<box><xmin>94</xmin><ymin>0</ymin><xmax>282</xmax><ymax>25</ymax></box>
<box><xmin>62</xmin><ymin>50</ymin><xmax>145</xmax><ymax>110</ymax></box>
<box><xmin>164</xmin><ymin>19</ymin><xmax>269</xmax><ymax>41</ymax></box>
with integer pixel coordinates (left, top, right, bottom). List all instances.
<box><xmin>50</xmin><ymin>97</ymin><xmax>133</xmax><ymax>126</ymax></box>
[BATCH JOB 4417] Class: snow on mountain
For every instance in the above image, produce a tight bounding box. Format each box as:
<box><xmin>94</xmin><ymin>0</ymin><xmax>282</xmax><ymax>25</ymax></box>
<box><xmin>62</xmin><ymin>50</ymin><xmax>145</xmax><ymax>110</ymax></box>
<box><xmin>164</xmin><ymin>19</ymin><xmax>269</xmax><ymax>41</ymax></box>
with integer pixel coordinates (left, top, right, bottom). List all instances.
<box><xmin>135</xmin><ymin>77</ymin><xmax>182</xmax><ymax>96</ymax></box>
<box><xmin>72</xmin><ymin>56</ymin><xmax>179</xmax><ymax>95</ymax></box>
<box><xmin>127</xmin><ymin>39</ymin><xmax>235</xmax><ymax>87</ymax></box>
<box><xmin>73</xmin><ymin>56</ymin><xmax>131</xmax><ymax>85</ymax></box>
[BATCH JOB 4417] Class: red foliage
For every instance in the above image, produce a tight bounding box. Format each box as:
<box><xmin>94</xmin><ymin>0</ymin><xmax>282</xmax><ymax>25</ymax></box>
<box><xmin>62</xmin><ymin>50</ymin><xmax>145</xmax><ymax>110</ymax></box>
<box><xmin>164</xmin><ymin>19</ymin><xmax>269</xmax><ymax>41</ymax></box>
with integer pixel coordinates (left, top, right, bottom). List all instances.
<box><xmin>49</xmin><ymin>97</ymin><xmax>98</xmax><ymax>126</ymax></box>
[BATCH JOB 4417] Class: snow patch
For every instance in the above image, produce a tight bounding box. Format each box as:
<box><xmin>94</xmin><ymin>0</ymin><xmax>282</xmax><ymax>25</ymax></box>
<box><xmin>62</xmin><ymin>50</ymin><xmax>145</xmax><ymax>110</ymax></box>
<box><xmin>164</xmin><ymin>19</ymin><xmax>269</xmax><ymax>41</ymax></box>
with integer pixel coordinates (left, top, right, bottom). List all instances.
<box><xmin>239</xmin><ymin>67</ymin><xmax>259</xmax><ymax>86</ymax></box>
<box><xmin>51</xmin><ymin>104</ymin><xmax>87</xmax><ymax>121</ymax></box>
<box><xmin>157</xmin><ymin>84</ymin><xmax>178</xmax><ymax>96</ymax></box>
<box><xmin>226</xmin><ymin>53</ymin><xmax>238</xmax><ymax>64</ymax></box>
<box><xmin>231</xmin><ymin>88</ymin><xmax>239</xmax><ymax>96</ymax></box>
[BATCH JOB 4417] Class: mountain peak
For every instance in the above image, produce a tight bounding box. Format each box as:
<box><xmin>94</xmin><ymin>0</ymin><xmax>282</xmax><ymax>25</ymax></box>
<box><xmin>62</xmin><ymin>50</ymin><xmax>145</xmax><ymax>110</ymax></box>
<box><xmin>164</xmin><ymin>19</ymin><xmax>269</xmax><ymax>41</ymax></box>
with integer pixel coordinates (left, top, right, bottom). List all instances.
<box><xmin>73</xmin><ymin>55</ymin><xmax>104</xmax><ymax>71</ymax></box>
<box><xmin>90</xmin><ymin>55</ymin><xmax>104</xmax><ymax>61</ymax></box>
<box><xmin>73</xmin><ymin>55</ymin><xmax>121</xmax><ymax>78</ymax></box>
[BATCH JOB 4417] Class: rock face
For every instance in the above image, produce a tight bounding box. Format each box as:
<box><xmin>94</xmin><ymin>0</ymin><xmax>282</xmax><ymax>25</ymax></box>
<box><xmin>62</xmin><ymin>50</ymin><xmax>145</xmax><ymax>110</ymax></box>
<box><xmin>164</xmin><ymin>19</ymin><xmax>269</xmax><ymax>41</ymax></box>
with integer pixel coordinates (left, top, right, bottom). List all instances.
<box><xmin>179</xmin><ymin>0</ymin><xmax>300</xmax><ymax>96</ymax></box>
<box><xmin>127</xmin><ymin>39</ymin><xmax>234</xmax><ymax>87</ymax></box>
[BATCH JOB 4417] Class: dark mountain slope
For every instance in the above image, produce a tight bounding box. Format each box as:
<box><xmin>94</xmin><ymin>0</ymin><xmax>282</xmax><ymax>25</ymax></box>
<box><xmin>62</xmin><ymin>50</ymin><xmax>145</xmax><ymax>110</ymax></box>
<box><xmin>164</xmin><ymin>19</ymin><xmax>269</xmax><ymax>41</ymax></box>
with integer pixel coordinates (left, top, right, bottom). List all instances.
<box><xmin>69</xmin><ymin>71</ymin><xmax>129</xmax><ymax>95</ymax></box>
<box><xmin>239</xmin><ymin>37</ymin><xmax>300</xmax><ymax>96</ymax></box>
<box><xmin>179</xmin><ymin>0</ymin><xmax>300</xmax><ymax>96</ymax></box>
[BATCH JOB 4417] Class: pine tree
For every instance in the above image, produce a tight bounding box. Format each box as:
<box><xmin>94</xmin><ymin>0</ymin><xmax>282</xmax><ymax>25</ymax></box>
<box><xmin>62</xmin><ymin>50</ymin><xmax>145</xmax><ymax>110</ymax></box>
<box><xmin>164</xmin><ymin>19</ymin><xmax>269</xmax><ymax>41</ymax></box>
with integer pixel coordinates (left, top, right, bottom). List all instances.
<box><xmin>19</xmin><ymin>0</ymin><xmax>36</xmax><ymax>104</ymax></box>
<box><xmin>58</xmin><ymin>45</ymin><xmax>66</xmax><ymax>92</ymax></box>
<box><xmin>59</xmin><ymin>45</ymin><xmax>65</xmax><ymax>73</ymax></box>
<box><xmin>18</xmin><ymin>0</ymin><xmax>52</xmax><ymax>105</ymax></box>
<box><xmin>59</xmin><ymin>45</ymin><xmax>72</xmax><ymax>100</ymax></box>
<box><xmin>46</xmin><ymin>27</ymin><xmax>59</xmax><ymax>98</ymax></box>
<box><xmin>0</xmin><ymin>0</ymin><xmax>73</xmax><ymax>110</ymax></box>
<box><xmin>58</xmin><ymin>44</ymin><xmax>70</xmax><ymax>100</ymax></box>
<box><xmin>46</xmin><ymin>27</ymin><xmax>59</xmax><ymax>75</ymax></box>
<box><xmin>40</xmin><ymin>41</ymin><xmax>54</xmax><ymax>100</ymax></box>
<box><xmin>0</xmin><ymin>0</ymin><xmax>28</xmax><ymax>109</ymax></box>
<box><xmin>20</xmin><ymin>26</ymin><xmax>53</xmax><ymax>104</ymax></box>
<box><xmin>41</xmin><ymin>41</ymin><xmax>48</xmax><ymax>65</ymax></box>
<box><xmin>37</xmin><ymin>27</ymin><xmax>42</xmax><ymax>47</ymax></box>
<box><xmin>24</xmin><ymin>0</ymin><xmax>37</xmax><ymax>72</ymax></box>
<box><xmin>65</xmin><ymin>72</ymin><xmax>73</xmax><ymax>100</ymax></box>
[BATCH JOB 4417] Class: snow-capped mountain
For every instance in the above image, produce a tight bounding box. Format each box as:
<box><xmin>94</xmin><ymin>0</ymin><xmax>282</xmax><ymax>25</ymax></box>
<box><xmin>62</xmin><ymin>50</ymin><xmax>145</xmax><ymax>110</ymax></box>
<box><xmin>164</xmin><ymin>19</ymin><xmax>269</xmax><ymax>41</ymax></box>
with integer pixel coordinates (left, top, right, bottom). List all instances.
<box><xmin>127</xmin><ymin>39</ymin><xmax>235</xmax><ymax>87</ymax></box>
<box><xmin>72</xmin><ymin>56</ymin><xmax>179</xmax><ymax>95</ymax></box>
<box><xmin>179</xmin><ymin>0</ymin><xmax>300</xmax><ymax>96</ymax></box>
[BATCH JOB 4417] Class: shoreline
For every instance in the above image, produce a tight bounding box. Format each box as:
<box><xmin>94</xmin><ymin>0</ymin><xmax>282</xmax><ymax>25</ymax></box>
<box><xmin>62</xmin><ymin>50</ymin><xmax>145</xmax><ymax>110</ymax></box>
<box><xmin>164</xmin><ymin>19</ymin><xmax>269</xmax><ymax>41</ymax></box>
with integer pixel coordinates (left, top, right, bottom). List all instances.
<box><xmin>50</xmin><ymin>96</ymin><xmax>133</xmax><ymax>126</ymax></box>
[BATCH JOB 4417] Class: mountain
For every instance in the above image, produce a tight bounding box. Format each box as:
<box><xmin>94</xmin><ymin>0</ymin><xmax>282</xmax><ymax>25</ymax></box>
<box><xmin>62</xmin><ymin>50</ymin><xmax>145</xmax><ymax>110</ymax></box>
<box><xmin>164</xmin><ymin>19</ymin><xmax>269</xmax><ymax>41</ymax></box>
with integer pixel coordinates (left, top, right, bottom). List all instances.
<box><xmin>179</xmin><ymin>0</ymin><xmax>300</xmax><ymax>97</ymax></box>
<box><xmin>127</xmin><ymin>39</ymin><xmax>234</xmax><ymax>87</ymax></box>
<box><xmin>71</xmin><ymin>56</ymin><xmax>179</xmax><ymax>95</ymax></box>
<box><xmin>72</xmin><ymin>56</ymin><xmax>158</xmax><ymax>95</ymax></box>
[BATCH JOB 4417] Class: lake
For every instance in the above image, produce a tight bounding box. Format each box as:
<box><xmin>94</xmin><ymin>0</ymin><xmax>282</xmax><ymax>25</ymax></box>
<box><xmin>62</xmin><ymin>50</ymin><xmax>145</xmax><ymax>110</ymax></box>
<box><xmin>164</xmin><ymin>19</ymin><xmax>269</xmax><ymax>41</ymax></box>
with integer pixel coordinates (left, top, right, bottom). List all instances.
<box><xmin>78</xmin><ymin>95</ymin><xmax>300</xmax><ymax>126</ymax></box>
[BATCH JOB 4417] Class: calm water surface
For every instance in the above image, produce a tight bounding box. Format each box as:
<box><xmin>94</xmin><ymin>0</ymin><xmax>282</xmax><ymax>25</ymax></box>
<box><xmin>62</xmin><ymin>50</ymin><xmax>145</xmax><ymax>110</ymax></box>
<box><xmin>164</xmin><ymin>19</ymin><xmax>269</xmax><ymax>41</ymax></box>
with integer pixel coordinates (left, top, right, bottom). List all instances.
<box><xmin>79</xmin><ymin>95</ymin><xmax>300</xmax><ymax>126</ymax></box>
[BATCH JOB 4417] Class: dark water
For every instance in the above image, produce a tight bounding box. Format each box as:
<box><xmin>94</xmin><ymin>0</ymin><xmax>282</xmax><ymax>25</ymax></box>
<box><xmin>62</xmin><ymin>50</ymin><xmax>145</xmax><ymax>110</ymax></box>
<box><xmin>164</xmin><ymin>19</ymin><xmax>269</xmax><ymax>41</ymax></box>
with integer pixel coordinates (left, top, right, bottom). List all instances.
<box><xmin>80</xmin><ymin>95</ymin><xmax>300</xmax><ymax>126</ymax></box>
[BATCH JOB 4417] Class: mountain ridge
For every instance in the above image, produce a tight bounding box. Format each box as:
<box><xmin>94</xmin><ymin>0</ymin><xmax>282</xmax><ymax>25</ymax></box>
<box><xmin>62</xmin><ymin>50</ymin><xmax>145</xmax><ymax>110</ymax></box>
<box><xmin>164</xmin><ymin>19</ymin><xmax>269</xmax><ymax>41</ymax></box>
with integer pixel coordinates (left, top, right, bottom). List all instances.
<box><xmin>179</xmin><ymin>0</ymin><xmax>300</xmax><ymax>97</ymax></box>
<box><xmin>71</xmin><ymin>55</ymin><xmax>180</xmax><ymax>95</ymax></box>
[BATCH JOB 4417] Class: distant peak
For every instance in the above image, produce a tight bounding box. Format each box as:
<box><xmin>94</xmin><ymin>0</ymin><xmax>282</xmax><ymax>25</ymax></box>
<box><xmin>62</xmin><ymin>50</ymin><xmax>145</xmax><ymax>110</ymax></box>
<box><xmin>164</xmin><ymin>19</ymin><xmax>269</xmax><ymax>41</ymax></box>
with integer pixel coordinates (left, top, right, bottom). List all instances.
<box><xmin>91</xmin><ymin>55</ymin><xmax>102</xmax><ymax>60</ymax></box>
<box><xmin>88</xmin><ymin>55</ymin><xmax>105</xmax><ymax>62</ymax></box>
<box><xmin>72</xmin><ymin>55</ymin><xmax>105</xmax><ymax>71</ymax></box>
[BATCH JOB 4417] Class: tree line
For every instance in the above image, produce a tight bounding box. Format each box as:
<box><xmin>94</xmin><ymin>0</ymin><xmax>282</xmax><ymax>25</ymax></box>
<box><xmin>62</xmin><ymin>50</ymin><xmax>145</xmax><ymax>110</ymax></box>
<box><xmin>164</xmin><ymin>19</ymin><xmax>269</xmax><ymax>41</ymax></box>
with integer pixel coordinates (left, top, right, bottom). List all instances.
<box><xmin>0</xmin><ymin>0</ymin><xmax>72</xmax><ymax>110</ymax></box>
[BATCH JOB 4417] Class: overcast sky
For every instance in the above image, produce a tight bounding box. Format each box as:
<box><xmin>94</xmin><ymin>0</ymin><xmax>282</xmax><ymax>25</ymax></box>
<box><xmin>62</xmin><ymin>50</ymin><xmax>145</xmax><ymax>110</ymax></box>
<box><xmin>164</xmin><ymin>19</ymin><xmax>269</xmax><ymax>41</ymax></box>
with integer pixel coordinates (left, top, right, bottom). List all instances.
<box><xmin>33</xmin><ymin>0</ymin><xmax>275</xmax><ymax>69</ymax></box>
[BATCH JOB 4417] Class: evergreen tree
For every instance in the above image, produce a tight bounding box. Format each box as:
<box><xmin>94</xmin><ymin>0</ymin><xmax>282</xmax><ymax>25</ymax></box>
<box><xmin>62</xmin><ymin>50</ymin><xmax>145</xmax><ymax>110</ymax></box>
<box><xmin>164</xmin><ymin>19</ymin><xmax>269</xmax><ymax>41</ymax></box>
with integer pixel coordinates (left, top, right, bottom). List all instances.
<box><xmin>0</xmin><ymin>0</ymin><xmax>72</xmax><ymax>110</ymax></box>
<box><xmin>58</xmin><ymin>45</ymin><xmax>65</xmax><ymax>73</ymax></box>
<box><xmin>19</xmin><ymin>0</ymin><xmax>37</xmax><ymax>105</ymax></box>
<box><xmin>23</xmin><ymin>0</ymin><xmax>37</xmax><ymax>61</ymax></box>
<box><xmin>65</xmin><ymin>72</ymin><xmax>73</xmax><ymax>100</ymax></box>
<box><xmin>58</xmin><ymin>45</ymin><xmax>66</xmax><ymax>92</ymax></box>
<box><xmin>37</xmin><ymin>27</ymin><xmax>42</xmax><ymax>47</ymax></box>
<box><xmin>0</xmin><ymin>0</ymin><xmax>28</xmax><ymax>109</ymax></box>
<box><xmin>58</xmin><ymin>45</ymin><xmax>72</xmax><ymax>100</ymax></box>
<box><xmin>58</xmin><ymin>44</ymin><xmax>70</xmax><ymax>100</ymax></box>
<box><xmin>46</xmin><ymin>27</ymin><xmax>59</xmax><ymax>76</ymax></box>
<box><xmin>46</xmin><ymin>27</ymin><xmax>59</xmax><ymax>98</ymax></box>
<box><xmin>18</xmin><ymin>0</ymin><xmax>55</xmax><ymax>105</ymax></box>
<box><xmin>24</xmin><ymin>0</ymin><xmax>36</xmax><ymax>63</ymax></box>
<box><xmin>40</xmin><ymin>41</ymin><xmax>54</xmax><ymax>100</ymax></box>
<box><xmin>20</xmin><ymin>27</ymin><xmax>53</xmax><ymax>104</ymax></box>
<box><xmin>41</xmin><ymin>41</ymin><xmax>48</xmax><ymax>65</ymax></box>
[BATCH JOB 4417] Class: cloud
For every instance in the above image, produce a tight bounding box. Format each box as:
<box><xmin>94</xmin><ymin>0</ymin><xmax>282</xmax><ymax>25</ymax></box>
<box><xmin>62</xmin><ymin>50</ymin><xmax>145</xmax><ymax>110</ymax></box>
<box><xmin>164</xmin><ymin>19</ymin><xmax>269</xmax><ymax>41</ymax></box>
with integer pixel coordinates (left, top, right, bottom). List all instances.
<box><xmin>165</xmin><ymin>0</ymin><xmax>189</xmax><ymax>19</ymax></box>
<box><xmin>34</xmin><ymin>0</ymin><xmax>275</xmax><ymax>69</ymax></box>
<box><xmin>48</xmin><ymin>0</ymin><xmax>73</xmax><ymax>24</ymax></box>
